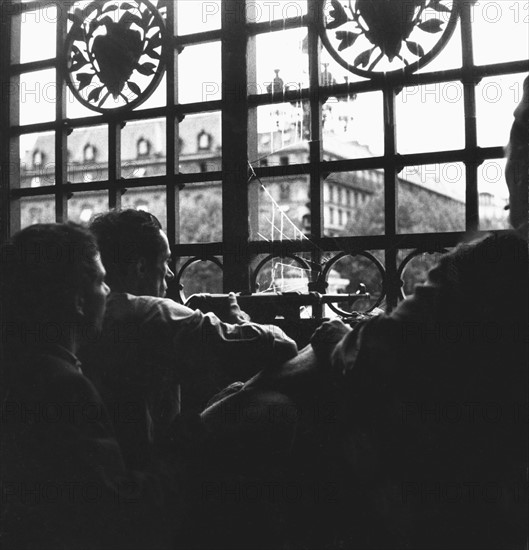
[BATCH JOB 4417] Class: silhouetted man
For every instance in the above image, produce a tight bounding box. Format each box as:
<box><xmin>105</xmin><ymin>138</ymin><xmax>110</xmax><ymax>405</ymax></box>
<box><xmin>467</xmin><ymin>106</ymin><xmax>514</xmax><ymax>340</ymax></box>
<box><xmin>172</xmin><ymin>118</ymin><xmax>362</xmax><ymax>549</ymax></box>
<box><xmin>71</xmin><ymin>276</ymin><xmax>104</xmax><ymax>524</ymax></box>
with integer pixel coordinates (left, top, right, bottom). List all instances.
<box><xmin>310</xmin><ymin>75</ymin><xmax>529</xmax><ymax>549</ymax></box>
<box><xmin>81</xmin><ymin>209</ymin><xmax>298</xmax><ymax>470</ymax></box>
<box><xmin>0</xmin><ymin>223</ymin><xmax>174</xmax><ymax>550</ymax></box>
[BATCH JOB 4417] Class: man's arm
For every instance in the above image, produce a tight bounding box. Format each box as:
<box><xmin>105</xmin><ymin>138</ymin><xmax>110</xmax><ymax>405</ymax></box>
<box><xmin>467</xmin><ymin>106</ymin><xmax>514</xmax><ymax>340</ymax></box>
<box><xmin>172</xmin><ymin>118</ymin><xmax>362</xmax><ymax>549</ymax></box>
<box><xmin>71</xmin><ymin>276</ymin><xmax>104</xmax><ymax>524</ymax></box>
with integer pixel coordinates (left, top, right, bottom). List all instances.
<box><xmin>135</xmin><ymin>295</ymin><xmax>297</xmax><ymax>411</ymax></box>
<box><xmin>141</xmin><ymin>296</ymin><xmax>298</xmax><ymax>372</ymax></box>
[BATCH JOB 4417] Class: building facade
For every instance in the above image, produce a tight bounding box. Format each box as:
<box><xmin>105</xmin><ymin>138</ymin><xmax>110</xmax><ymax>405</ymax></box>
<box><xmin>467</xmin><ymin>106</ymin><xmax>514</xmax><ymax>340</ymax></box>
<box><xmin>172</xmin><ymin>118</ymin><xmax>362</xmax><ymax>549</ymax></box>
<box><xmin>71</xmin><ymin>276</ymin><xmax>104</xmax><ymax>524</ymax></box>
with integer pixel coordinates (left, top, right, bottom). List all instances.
<box><xmin>20</xmin><ymin>101</ymin><xmax>499</xmax><ymax>239</ymax></box>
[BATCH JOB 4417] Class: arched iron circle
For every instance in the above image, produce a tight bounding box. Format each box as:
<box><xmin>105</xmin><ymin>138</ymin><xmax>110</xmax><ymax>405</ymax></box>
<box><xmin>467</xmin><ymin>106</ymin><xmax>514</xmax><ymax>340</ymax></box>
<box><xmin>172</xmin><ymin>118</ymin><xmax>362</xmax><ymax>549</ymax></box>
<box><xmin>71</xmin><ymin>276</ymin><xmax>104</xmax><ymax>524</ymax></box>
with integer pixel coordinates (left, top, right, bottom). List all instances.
<box><xmin>397</xmin><ymin>247</ymin><xmax>448</xmax><ymax>300</ymax></box>
<box><xmin>318</xmin><ymin>0</ymin><xmax>460</xmax><ymax>80</ymax></box>
<box><xmin>176</xmin><ymin>255</ymin><xmax>223</xmax><ymax>304</ymax></box>
<box><xmin>251</xmin><ymin>254</ymin><xmax>312</xmax><ymax>293</ymax></box>
<box><xmin>319</xmin><ymin>250</ymin><xmax>386</xmax><ymax>315</ymax></box>
<box><xmin>65</xmin><ymin>0</ymin><xmax>167</xmax><ymax>114</ymax></box>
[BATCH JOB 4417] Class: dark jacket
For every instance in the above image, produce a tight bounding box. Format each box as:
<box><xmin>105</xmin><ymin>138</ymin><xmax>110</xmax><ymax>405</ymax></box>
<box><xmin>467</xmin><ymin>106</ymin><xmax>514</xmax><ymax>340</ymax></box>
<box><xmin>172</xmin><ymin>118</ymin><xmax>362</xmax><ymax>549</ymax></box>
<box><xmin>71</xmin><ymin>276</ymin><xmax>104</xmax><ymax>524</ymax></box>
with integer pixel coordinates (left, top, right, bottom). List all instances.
<box><xmin>332</xmin><ymin>233</ymin><xmax>528</xmax><ymax>549</ymax></box>
<box><xmin>0</xmin><ymin>345</ymin><xmax>172</xmax><ymax>550</ymax></box>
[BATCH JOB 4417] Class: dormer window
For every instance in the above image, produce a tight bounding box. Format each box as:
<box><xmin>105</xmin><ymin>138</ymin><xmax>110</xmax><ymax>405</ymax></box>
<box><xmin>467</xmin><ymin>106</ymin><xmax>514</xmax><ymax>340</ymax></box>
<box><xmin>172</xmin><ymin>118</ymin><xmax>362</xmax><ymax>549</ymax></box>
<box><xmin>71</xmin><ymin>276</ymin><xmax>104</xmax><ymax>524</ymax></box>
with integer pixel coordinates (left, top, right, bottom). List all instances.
<box><xmin>83</xmin><ymin>144</ymin><xmax>97</xmax><ymax>162</ymax></box>
<box><xmin>197</xmin><ymin>130</ymin><xmax>212</xmax><ymax>151</ymax></box>
<box><xmin>479</xmin><ymin>192</ymin><xmax>493</xmax><ymax>206</ymax></box>
<box><xmin>279</xmin><ymin>182</ymin><xmax>290</xmax><ymax>201</ymax></box>
<box><xmin>135</xmin><ymin>200</ymin><xmax>149</xmax><ymax>212</ymax></box>
<box><xmin>79</xmin><ymin>204</ymin><xmax>94</xmax><ymax>224</ymax></box>
<box><xmin>137</xmin><ymin>137</ymin><xmax>151</xmax><ymax>158</ymax></box>
<box><xmin>29</xmin><ymin>207</ymin><xmax>42</xmax><ymax>225</ymax></box>
<box><xmin>33</xmin><ymin>150</ymin><xmax>44</xmax><ymax>168</ymax></box>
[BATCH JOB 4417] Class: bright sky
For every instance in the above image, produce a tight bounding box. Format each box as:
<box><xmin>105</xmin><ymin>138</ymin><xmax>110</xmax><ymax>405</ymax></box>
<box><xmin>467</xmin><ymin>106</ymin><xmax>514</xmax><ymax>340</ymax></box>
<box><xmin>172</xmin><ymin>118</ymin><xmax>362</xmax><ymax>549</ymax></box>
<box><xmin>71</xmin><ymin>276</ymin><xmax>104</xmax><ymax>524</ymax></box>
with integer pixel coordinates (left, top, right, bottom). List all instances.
<box><xmin>15</xmin><ymin>0</ymin><xmax>529</xmax><ymax>203</ymax></box>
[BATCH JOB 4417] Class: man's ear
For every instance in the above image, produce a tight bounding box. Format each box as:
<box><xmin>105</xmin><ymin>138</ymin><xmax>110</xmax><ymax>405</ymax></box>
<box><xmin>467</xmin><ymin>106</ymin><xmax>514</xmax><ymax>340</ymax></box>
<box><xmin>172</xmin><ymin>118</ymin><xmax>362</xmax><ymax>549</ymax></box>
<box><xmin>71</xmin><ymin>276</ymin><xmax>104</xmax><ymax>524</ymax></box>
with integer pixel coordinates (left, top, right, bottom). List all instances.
<box><xmin>73</xmin><ymin>292</ymin><xmax>85</xmax><ymax>318</ymax></box>
<box><xmin>135</xmin><ymin>256</ymin><xmax>148</xmax><ymax>279</ymax></box>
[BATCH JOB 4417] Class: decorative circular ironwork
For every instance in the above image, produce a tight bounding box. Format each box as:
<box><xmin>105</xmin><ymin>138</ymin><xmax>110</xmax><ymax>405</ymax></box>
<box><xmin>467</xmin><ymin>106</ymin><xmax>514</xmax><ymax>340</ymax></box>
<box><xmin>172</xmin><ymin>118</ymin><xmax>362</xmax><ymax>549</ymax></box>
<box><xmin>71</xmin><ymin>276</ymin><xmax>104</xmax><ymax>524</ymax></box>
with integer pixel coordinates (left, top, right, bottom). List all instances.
<box><xmin>319</xmin><ymin>0</ymin><xmax>459</xmax><ymax>79</ymax></box>
<box><xmin>251</xmin><ymin>254</ymin><xmax>311</xmax><ymax>294</ymax></box>
<box><xmin>65</xmin><ymin>0</ymin><xmax>167</xmax><ymax>113</ymax></box>
<box><xmin>397</xmin><ymin>248</ymin><xmax>447</xmax><ymax>299</ymax></box>
<box><xmin>320</xmin><ymin>250</ymin><xmax>386</xmax><ymax>314</ymax></box>
<box><xmin>176</xmin><ymin>256</ymin><xmax>223</xmax><ymax>304</ymax></box>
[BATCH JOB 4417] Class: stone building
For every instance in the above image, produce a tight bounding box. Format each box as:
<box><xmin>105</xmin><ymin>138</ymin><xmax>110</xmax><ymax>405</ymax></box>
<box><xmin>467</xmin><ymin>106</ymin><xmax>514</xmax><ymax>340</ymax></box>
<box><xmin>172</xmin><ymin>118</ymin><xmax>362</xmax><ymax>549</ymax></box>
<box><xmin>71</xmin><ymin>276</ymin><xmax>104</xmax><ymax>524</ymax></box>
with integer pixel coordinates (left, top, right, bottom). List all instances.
<box><xmin>20</xmin><ymin>103</ymin><xmax>501</xmax><ymax>237</ymax></box>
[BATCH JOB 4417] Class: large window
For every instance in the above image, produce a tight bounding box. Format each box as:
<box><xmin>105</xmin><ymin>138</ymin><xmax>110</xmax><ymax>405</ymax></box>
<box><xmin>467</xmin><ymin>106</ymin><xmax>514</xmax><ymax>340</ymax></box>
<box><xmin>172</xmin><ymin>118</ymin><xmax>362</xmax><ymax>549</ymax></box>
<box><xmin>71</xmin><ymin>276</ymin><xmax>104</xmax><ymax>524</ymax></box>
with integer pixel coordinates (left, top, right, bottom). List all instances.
<box><xmin>1</xmin><ymin>0</ymin><xmax>527</xmax><ymax>311</ymax></box>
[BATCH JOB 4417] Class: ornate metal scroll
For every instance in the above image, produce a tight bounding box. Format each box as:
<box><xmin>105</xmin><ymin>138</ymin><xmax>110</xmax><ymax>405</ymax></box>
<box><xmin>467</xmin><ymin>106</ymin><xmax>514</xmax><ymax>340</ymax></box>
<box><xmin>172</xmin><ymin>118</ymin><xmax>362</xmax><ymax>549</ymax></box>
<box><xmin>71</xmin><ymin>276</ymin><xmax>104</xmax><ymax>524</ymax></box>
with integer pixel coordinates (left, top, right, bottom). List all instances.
<box><xmin>175</xmin><ymin>256</ymin><xmax>224</xmax><ymax>304</ymax></box>
<box><xmin>397</xmin><ymin>248</ymin><xmax>447</xmax><ymax>298</ymax></box>
<box><xmin>320</xmin><ymin>0</ymin><xmax>459</xmax><ymax>78</ymax></box>
<box><xmin>320</xmin><ymin>250</ymin><xmax>386</xmax><ymax>313</ymax></box>
<box><xmin>65</xmin><ymin>0</ymin><xmax>167</xmax><ymax>113</ymax></box>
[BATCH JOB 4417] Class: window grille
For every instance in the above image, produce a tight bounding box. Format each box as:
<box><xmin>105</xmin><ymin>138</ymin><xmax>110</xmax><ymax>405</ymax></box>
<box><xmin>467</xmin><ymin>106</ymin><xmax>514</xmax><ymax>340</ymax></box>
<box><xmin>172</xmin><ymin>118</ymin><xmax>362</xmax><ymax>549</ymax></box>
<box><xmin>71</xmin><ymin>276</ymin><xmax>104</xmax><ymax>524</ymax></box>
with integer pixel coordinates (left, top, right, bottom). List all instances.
<box><xmin>0</xmin><ymin>0</ymin><xmax>527</xmax><ymax>312</ymax></box>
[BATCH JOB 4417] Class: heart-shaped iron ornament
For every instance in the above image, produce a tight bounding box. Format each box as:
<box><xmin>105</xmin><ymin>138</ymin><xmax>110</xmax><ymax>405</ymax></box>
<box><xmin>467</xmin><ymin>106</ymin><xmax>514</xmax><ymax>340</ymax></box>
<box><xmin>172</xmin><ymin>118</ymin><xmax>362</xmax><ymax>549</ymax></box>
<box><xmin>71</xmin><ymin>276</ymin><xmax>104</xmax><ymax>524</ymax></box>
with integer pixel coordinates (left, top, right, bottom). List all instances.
<box><xmin>320</xmin><ymin>0</ymin><xmax>459</xmax><ymax>79</ymax></box>
<box><xmin>65</xmin><ymin>0</ymin><xmax>167</xmax><ymax>113</ymax></box>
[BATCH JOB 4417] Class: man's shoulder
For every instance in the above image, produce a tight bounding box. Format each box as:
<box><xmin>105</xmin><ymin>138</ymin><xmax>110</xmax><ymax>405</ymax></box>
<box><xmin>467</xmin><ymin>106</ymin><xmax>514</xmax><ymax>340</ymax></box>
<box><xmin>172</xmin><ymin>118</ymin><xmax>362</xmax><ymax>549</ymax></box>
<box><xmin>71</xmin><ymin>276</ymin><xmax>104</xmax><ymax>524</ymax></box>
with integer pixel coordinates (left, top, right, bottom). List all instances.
<box><xmin>37</xmin><ymin>352</ymin><xmax>100</xmax><ymax>398</ymax></box>
<box><xmin>4</xmin><ymin>350</ymin><xmax>105</xmax><ymax>421</ymax></box>
<box><xmin>107</xmin><ymin>292</ymin><xmax>194</xmax><ymax>321</ymax></box>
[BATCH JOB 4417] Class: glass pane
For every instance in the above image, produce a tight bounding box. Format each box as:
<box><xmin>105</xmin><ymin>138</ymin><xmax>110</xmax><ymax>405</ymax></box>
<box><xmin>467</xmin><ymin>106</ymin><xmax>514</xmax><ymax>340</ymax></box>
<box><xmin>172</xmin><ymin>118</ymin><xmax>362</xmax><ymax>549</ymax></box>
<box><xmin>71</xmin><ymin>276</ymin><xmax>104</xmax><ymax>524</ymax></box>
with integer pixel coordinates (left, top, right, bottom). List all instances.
<box><xmin>398</xmin><ymin>163</ymin><xmax>465</xmax><ymax>233</ymax></box>
<box><xmin>416</xmin><ymin>20</ymin><xmax>462</xmax><ymax>74</ymax></box>
<box><xmin>19</xmin><ymin>195</ymin><xmax>56</xmax><ymax>228</ymax></box>
<box><xmin>253</xmin><ymin>255</ymin><xmax>311</xmax><ymax>295</ymax></box>
<box><xmin>396</xmin><ymin>81</ymin><xmax>465</xmax><ymax>154</ymax></box>
<box><xmin>323</xmin><ymin>252</ymin><xmax>384</xmax><ymax>314</ymax></box>
<box><xmin>66</xmin><ymin>86</ymin><xmax>101</xmax><ymax>119</ymax></box>
<box><xmin>176</xmin><ymin>0</ymin><xmax>221</xmax><ymax>34</ymax></box>
<box><xmin>252</xmin><ymin>101</ymin><xmax>310</xmax><ymax>169</ymax></box>
<box><xmin>68</xmin><ymin>191</ymin><xmax>108</xmax><ymax>225</ymax></box>
<box><xmin>121</xmin><ymin>185</ymin><xmax>167</xmax><ymax>231</ymax></box>
<box><xmin>473</xmin><ymin>1</ymin><xmax>529</xmax><ymax>65</ymax></box>
<box><xmin>122</xmin><ymin>119</ymin><xmax>166</xmax><ymax>178</ymax></box>
<box><xmin>250</xmin><ymin>176</ymin><xmax>309</xmax><ymax>242</ymax></box>
<box><xmin>177</xmin><ymin>258</ymin><xmax>223</xmax><ymax>303</ymax></box>
<box><xmin>20</xmin><ymin>132</ymin><xmax>55</xmax><ymax>187</ymax></box>
<box><xmin>476</xmin><ymin>74</ymin><xmax>525</xmax><ymax>148</ymax></box>
<box><xmin>18</xmin><ymin>69</ymin><xmax>56</xmax><ymax>125</ymax></box>
<box><xmin>320</xmin><ymin>40</ymin><xmax>367</xmax><ymax>85</ymax></box>
<box><xmin>478</xmin><ymin>159</ymin><xmax>510</xmax><ymax>231</ymax></box>
<box><xmin>68</xmin><ymin>125</ymin><xmax>108</xmax><ymax>183</ymax></box>
<box><xmin>178</xmin><ymin>42</ymin><xmax>221</xmax><ymax>104</ymax></box>
<box><xmin>248</xmin><ymin>1</ymin><xmax>307</xmax><ymax>23</ymax></box>
<box><xmin>325</xmin><ymin>170</ymin><xmax>384</xmax><ymax>237</ymax></box>
<box><xmin>255</xmin><ymin>28</ymin><xmax>309</xmax><ymax>95</ymax></box>
<box><xmin>180</xmin><ymin>184</ymin><xmax>222</xmax><ymax>243</ymax></box>
<box><xmin>19</xmin><ymin>6</ymin><xmax>57</xmax><ymax>64</ymax></box>
<box><xmin>398</xmin><ymin>249</ymin><xmax>447</xmax><ymax>297</ymax></box>
<box><xmin>179</xmin><ymin>111</ymin><xmax>221</xmax><ymax>174</ymax></box>
<box><xmin>136</xmin><ymin>73</ymin><xmax>167</xmax><ymax>111</ymax></box>
<box><xmin>322</xmin><ymin>91</ymin><xmax>384</xmax><ymax>158</ymax></box>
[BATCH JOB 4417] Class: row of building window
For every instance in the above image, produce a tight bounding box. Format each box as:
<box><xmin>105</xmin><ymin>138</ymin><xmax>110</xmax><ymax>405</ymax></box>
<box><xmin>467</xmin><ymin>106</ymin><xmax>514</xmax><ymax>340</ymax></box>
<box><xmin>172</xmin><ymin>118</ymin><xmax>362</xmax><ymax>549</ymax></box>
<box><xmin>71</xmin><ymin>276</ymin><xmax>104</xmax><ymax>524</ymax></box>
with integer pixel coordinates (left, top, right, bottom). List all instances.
<box><xmin>325</xmin><ymin>183</ymin><xmax>371</xmax><ymax>207</ymax></box>
<box><xmin>31</xmin><ymin>131</ymin><xmax>214</xmax><ymax>168</ymax></box>
<box><xmin>326</xmin><ymin>206</ymin><xmax>355</xmax><ymax>228</ymax></box>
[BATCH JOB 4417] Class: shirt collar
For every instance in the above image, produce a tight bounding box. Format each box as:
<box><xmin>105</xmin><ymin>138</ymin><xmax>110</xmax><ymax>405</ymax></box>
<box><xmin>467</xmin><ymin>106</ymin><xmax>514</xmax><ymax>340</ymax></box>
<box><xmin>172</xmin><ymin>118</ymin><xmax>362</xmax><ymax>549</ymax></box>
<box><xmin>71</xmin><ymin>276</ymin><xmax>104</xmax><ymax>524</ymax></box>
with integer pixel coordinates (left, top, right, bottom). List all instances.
<box><xmin>36</xmin><ymin>344</ymin><xmax>84</xmax><ymax>374</ymax></box>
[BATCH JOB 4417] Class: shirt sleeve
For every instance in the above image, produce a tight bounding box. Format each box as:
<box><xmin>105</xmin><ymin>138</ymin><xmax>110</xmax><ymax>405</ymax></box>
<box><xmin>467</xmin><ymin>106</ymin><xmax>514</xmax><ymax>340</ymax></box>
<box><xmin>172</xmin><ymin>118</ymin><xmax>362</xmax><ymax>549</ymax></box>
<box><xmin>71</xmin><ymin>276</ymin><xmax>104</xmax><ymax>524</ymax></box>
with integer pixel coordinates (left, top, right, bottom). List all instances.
<box><xmin>137</xmin><ymin>296</ymin><xmax>298</xmax><ymax>385</ymax></box>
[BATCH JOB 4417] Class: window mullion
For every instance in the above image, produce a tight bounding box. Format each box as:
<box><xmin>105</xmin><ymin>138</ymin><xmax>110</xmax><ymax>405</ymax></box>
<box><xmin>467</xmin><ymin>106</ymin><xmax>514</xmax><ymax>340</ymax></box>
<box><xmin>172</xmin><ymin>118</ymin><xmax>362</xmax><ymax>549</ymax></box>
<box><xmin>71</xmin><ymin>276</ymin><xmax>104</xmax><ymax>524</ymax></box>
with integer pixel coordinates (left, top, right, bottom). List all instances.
<box><xmin>460</xmin><ymin>2</ymin><xmax>479</xmax><ymax>233</ymax></box>
<box><xmin>54</xmin><ymin>3</ymin><xmax>67</xmax><ymax>222</ymax></box>
<box><xmin>108</xmin><ymin>122</ymin><xmax>122</xmax><ymax>210</ymax></box>
<box><xmin>247</xmin><ymin>34</ymin><xmax>259</xmax><ymax>243</ymax></box>
<box><xmin>307</xmin><ymin>0</ymin><xmax>323</xmax><ymax>310</ymax></box>
<box><xmin>221</xmin><ymin>0</ymin><xmax>251</xmax><ymax>292</ymax></box>
<box><xmin>2</xmin><ymin>2</ymin><xmax>18</xmax><ymax>239</ymax></box>
<box><xmin>165</xmin><ymin>0</ymin><xmax>179</xmax><ymax>246</ymax></box>
<box><xmin>383</xmin><ymin>83</ymin><xmax>398</xmax><ymax>311</ymax></box>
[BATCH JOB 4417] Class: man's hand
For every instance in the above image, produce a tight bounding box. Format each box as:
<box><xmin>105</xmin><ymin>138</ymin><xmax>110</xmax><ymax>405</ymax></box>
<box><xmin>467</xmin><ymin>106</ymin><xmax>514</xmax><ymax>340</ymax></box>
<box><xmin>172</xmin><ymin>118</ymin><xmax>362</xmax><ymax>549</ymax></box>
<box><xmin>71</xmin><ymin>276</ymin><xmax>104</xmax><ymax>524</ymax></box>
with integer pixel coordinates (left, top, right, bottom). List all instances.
<box><xmin>225</xmin><ymin>292</ymin><xmax>252</xmax><ymax>324</ymax></box>
<box><xmin>310</xmin><ymin>319</ymin><xmax>351</xmax><ymax>367</ymax></box>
